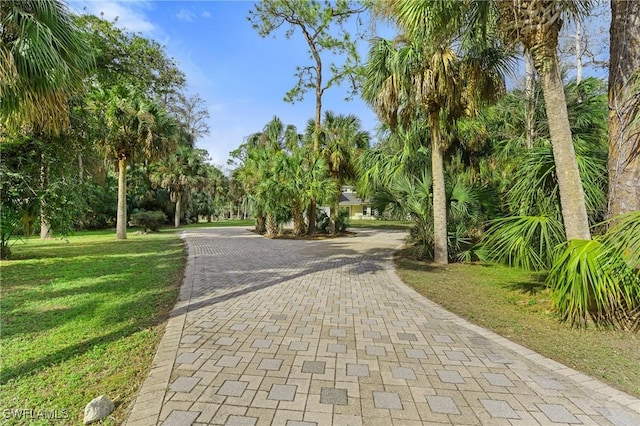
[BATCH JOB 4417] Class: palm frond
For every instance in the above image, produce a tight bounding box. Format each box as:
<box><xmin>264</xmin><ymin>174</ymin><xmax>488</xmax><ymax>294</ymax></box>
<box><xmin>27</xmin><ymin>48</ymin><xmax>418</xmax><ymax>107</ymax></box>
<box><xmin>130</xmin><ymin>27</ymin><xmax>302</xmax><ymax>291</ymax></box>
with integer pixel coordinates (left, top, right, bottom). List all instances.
<box><xmin>483</xmin><ymin>215</ymin><xmax>565</xmax><ymax>271</ymax></box>
<box><xmin>548</xmin><ymin>237</ymin><xmax>639</xmax><ymax>330</ymax></box>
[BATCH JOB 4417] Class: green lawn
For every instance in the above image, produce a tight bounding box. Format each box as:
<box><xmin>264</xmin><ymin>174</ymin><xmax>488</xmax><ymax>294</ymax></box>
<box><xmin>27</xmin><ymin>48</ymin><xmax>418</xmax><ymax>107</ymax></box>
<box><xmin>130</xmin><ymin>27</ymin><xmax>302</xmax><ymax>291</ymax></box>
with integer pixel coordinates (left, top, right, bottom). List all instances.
<box><xmin>179</xmin><ymin>219</ymin><xmax>254</xmax><ymax>229</ymax></box>
<box><xmin>0</xmin><ymin>231</ymin><xmax>185</xmax><ymax>425</ymax></box>
<box><xmin>348</xmin><ymin>219</ymin><xmax>413</xmax><ymax>230</ymax></box>
<box><xmin>395</xmin><ymin>254</ymin><xmax>640</xmax><ymax>398</ymax></box>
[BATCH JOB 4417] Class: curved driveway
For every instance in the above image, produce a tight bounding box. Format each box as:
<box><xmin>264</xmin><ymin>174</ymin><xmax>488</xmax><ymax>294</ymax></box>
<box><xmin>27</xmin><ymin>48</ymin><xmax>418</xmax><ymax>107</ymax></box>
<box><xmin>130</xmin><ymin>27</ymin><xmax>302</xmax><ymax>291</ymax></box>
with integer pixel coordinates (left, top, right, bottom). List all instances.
<box><xmin>127</xmin><ymin>227</ymin><xmax>640</xmax><ymax>426</ymax></box>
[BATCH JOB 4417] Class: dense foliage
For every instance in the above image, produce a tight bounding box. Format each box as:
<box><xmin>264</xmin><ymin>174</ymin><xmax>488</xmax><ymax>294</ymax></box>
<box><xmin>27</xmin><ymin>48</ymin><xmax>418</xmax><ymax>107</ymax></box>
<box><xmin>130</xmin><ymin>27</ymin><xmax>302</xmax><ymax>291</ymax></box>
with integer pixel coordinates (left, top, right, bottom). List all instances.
<box><xmin>2</xmin><ymin>0</ymin><xmax>638</xmax><ymax>328</ymax></box>
<box><xmin>0</xmin><ymin>8</ymin><xmax>230</xmax><ymax>255</ymax></box>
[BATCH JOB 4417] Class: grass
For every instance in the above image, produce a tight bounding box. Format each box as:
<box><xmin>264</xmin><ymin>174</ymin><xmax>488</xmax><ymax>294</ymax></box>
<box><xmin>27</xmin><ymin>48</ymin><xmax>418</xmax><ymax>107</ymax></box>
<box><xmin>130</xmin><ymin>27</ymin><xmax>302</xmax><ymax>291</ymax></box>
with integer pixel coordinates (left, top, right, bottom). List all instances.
<box><xmin>348</xmin><ymin>219</ymin><xmax>413</xmax><ymax>230</ymax></box>
<box><xmin>179</xmin><ymin>219</ymin><xmax>254</xmax><ymax>229</ymax></box>
<box><xmin>0</xmin><ymin>230</ymin><xmax>186</xmax><ymax>425</ymax></box>
<box><xmin>395</xmin><ymin>252</ymin><xmax>640</xmax><ymax>398</ymax></box>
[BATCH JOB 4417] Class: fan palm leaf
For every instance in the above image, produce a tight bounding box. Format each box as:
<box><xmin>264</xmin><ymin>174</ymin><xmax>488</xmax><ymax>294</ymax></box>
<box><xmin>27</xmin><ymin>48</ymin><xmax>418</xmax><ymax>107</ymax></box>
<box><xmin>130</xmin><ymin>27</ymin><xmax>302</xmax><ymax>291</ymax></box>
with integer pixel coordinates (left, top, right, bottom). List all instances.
<box><xmin>1</xmin><ymin>0</ymin><xmax>94</xmax><ymax>133</ymax></box>
<box><xmin>483</xmin><ymin>215</ymin><xmax>565</xmax><ymax>271</ymax></box>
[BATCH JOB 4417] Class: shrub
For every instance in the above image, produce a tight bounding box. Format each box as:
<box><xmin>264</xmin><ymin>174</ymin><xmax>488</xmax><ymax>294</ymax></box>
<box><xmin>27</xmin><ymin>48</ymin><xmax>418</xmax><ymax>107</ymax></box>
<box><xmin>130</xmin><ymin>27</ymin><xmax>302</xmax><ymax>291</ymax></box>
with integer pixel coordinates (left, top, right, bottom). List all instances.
<box><xmin>316</xmin><ymin>209</ymin><xmax>330</xmax><ymax>233</ymax></box>
<box><xmin>482</xmin><ymin>215</ymin><xmax>565</xmax><ymax>271</ymax></box>
<box><xmin>1</xmin><ymin>205</ymin><xmax>22</xmax><ymax>259</ymax></box>
<box><xmin>548</xmin><ymin>212</ymin><xmax>640</xmax><ymax>330</ymax></box>
<box><xmin>130</xmin><ymin>211</ymin><xmax>167</xmax><ymax>232</ymax></box>
<box><xmin>317</xmin><ymin>208</ymin><xmax>349</xmax><ymax>234</ymax></box>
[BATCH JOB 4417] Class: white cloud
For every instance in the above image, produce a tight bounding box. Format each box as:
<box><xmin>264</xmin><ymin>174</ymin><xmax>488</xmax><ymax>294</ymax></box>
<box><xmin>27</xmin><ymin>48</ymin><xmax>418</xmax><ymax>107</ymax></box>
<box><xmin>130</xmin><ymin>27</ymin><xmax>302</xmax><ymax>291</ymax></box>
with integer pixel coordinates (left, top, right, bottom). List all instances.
<box><xmin>176</xmin><ymin>9</ymin><xmax>196</xmax><ymax>22</ymax></box>
<box><xmin>71</xmin><ymin>1</ymin><xmax>156</xmax><ymax>34</ymax></box>
<box><xmin>201</xmin><ymin>10</ymin><xmax>211</xmax><ymax>18</ymax></box>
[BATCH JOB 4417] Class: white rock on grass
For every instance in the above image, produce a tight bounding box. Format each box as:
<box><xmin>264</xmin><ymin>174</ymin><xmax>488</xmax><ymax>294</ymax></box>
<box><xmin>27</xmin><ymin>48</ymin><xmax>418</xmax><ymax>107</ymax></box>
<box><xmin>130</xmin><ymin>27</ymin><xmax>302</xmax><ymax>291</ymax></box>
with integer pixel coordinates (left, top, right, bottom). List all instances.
<box><xmin>83</xmin><ymin>395</ymin><xmax>114</xmax><ymax>425</ymax></box>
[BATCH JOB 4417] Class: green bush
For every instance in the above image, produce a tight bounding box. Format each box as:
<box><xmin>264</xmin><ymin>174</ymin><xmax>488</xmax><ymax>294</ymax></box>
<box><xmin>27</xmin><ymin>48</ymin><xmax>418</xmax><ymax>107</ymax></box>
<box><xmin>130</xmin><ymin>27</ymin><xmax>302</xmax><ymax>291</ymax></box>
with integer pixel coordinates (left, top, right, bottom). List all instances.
<box><xmin>548</xmin><ymin>212</ymin><xmax>640</xmax><ymax>330</ymax></box>
<box><xmin>130</xmin><ymin>211</ymin><xmax>167</xmax><ymax>232</ymax></box>
<box><xmin>317</xmin><ymin>208</ymin><xmax>349</xmax><ymax>234</ymax></box>
<box><xmin>0</xmin><ymin>205</ymin><xmax>22</xmax><ymax>259</ymax></box>
<box><xmin>482</xmin><ymin>215</ymin><xmax>565</xmax><ymax>271</ymax></box>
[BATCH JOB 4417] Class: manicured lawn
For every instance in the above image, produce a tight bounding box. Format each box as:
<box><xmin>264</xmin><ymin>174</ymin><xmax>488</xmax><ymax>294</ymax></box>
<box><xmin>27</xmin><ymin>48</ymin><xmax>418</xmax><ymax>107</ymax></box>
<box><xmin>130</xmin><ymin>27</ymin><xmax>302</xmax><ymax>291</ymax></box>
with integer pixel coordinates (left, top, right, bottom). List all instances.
<box><xmin>395</xmin><ymin>253</ymin><xmax>640</xmax><ymax>398</ymax></box>
<box><xmin>179</xmin><ymin>219</ymin><xmax>254</xmax><ymax>229</ymax></box>
<box><xmin>0</xmin><ymin>231</ymin><xmax>185</xmax><ymax>425</ymax></box>
<box><xmin>349</xmin><ymin>219</ymin><xmax>413</xmax><ymax>230</ymax></box>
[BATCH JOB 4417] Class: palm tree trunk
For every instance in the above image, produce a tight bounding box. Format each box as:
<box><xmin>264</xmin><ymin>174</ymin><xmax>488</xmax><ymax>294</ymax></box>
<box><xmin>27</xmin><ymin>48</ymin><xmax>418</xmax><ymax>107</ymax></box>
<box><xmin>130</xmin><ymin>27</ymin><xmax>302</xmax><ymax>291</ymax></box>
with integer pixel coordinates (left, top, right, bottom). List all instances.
<box><xmin>265</xmin><ymin>213</ymin><xmax>278</xmax><ymax>237</ymax></box>
<box><xmin>256</xmin><ymin>214</ymin><xmax>266</xmax><ymax>234</ymax></box>
<box><xmin>292</xmin><ymin>201</ymin><xmax>306</xmax><ymax>236</ymax></box>
<box><xmin>307</xmin><ymin>200</ymin><xmax>317</xmax><ymax>235</ymax></box>
<box><xmin>329</xmin><ymin>203</ymin><xmax>337</xmax><ymax>235</ymax></box>
<box><xmin>174</xmin><ymin>194</ymin><xmax>182</xmax><ymax>228</ymax></box>
<box><xmin>330</xmin><ymin>183</ymin><xmax>342</xmax><ymax>235</ymax></box>
<box><xmin>116</xmin><ymin>157</ymin><xmax>128</xmax><ymax>240</ymax></box>
<box><xmin>539</xmin><ymin>54</ymin><xmax>591</xmax><ymax>240</ymax></box>
<box><xmin>607</xmin><ymin>0</ymin><xmax>640</xmax><ymax>218</ymax></box>
<box><xmin>430</xmin><ymin>112</ymin><xmax>448</xmax><ymax>264</ymax></box>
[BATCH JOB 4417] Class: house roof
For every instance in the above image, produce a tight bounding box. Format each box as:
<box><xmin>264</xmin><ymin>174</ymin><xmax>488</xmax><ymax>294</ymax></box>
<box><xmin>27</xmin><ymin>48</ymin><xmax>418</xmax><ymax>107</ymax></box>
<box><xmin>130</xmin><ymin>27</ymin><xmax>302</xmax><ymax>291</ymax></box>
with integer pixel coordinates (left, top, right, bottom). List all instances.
<box><xmin>339</xmin><ymin>192</ymin><xmax>369</xmax><ymax>206</ymax></box>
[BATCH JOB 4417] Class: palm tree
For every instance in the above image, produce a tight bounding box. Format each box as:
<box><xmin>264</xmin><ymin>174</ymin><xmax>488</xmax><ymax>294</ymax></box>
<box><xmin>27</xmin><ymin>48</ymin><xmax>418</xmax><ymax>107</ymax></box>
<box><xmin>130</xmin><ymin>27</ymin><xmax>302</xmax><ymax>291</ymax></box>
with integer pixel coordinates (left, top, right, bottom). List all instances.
<box><xmin>150</xmin><ymin>146</ymin><xmax>208</xmax><ymax>228</ymax></box>
<box><xmin>199</xmin><ymin>164</ymin><xmax>228</xmax><ymax>222</ymax></box>
<box><xmin>362</xmin><ymin>35</ymin><xmax>505</xmax><ymax>263</ymax></box>
<box><xmin>281</xmin><ymin>135</ymin><xmax>334</xmax><ymax>236</ymax></box>
<box><xmin>232</xmin><ymin>138</ymin><xmax>265</xmax><ymax>232</ymax></box>
<box><xmin>103</xmin><ymin>86</ymin><xmax>176</xmax><ymax>239</ymax></box>
<box><xmin>234</xmin><ymin>117</ymin><xmax>287</xmax><ymax>235</ymax></box>
<box><xmin>357</xmin><ymin>123</ymin><xmax>432</xmax><ymax>199</ymax></box>
<box><xmin>362</xmin><ymin>38</ymin><xmax>451</xmax><ymax>263</ymax></box>
<box><xmin>383</xmin><ymin>0</ymin><xmax>592</xmax><ymax>242</ymax></box>
<box><xmin>314</xmin><ymin>111</ymin><xmax>370</xmax><ymax>234</ymax></box>
<box><xmin>1</xmin><ymin>0</ymin><xmax>94</xmax><ymax>133</ymax></box>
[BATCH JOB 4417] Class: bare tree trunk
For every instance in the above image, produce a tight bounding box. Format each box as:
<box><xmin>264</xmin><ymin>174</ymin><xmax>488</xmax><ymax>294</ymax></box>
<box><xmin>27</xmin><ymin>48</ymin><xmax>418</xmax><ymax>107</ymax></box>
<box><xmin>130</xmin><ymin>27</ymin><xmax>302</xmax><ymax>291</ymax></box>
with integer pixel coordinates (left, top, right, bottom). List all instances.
<box><xmin>116</xmin><ymin>157</ymin><xmax>128</xmax><ymax>240</ymax></box>
<box><xmin>539</xmin><ymin>54</ymin><xmax>591</xmax><ymax>240</ymax></box>
<box><xmin>307</xmin><ymin>53</ymin><xmax>322</xmax><ymax>236</ymax></box>
<box><xmin>174</xmin><ymin>194</ymin><xmax>182</xmax><ymax>228</ymax></box>
<box><xmin>607</xmin><ymin>0</ymin><xmax>640</xmax><ymax>218</ymax></box>
<box><xmin>524</xmin><ymin>53</ymin><xmax>536</xmax><ymax>149</ymax></box>
<box><xmin>40</xmin><ymin>153</ymin><xmax>51</xmax><ymax>240</ymax></box>
<box><xmin>78</xmin><ymin>154</ymin><xmax>84</xmax><ymax>180</ymax></box>
<box><xmin>576</xmin><ymin>20</ymin><xmax>583</xmax><ymax>84</ymax></box>
<box><xmin>430</xmin><ymin>112</ymin><xmax>448</xmax><ymax>264</ymax></box>
<box><xmin>75</xmin><ymin>153</ymin><xmax>86</xmax><ymax>230</ymax></box>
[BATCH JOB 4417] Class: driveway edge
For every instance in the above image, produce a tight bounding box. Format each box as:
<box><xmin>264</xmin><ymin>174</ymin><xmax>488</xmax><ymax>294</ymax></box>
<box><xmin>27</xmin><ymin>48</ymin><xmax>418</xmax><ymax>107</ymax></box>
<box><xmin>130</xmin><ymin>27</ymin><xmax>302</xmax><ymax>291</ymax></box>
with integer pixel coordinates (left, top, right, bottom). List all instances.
<box><xmin>125</xmin><ymin>231</ymin><xmax>194</xmax><ymax>425</ymax></box>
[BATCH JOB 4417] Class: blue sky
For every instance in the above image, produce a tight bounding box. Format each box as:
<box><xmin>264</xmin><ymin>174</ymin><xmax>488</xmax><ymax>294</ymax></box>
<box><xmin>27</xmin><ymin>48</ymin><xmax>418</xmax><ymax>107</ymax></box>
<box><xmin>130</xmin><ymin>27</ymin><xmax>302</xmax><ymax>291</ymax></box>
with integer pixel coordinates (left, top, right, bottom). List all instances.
<box><xmin>70</xmin><ymin>1</ymin><xmax>609</xmax><ymax>170</ymax></box>
<box><xmin>71</xmin><ymin>1</ymin><xmax>388</xmax><ymax>170</ymax></box>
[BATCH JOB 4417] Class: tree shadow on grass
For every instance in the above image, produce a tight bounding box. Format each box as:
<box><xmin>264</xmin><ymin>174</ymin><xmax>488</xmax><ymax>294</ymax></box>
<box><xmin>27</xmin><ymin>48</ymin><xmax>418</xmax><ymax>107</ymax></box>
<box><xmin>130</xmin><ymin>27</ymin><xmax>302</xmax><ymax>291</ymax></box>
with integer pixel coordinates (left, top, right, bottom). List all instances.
<box><xmin>392</xmin><ymin>257</ymin><xmax>451</xmax><ymax>274</ymax></box>
<box><xmin>0</xmin><ymin>286</ymin><xmax>178</xmax><ymax>385</ymax></box>
<box><xmin>507</xmin><ymin>274</ymin><xmax>547</xmax><ymax>295</ymax></box>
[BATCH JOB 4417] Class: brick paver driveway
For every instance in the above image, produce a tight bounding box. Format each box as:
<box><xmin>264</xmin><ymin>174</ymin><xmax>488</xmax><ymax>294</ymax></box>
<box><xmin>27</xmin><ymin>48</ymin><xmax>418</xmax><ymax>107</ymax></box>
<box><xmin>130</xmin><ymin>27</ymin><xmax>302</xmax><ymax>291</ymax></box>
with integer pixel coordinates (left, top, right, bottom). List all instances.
<box><xmin>126</xmin><ymin>227</ymin><xmax>640</xmax><ymax>426</ymax></box>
